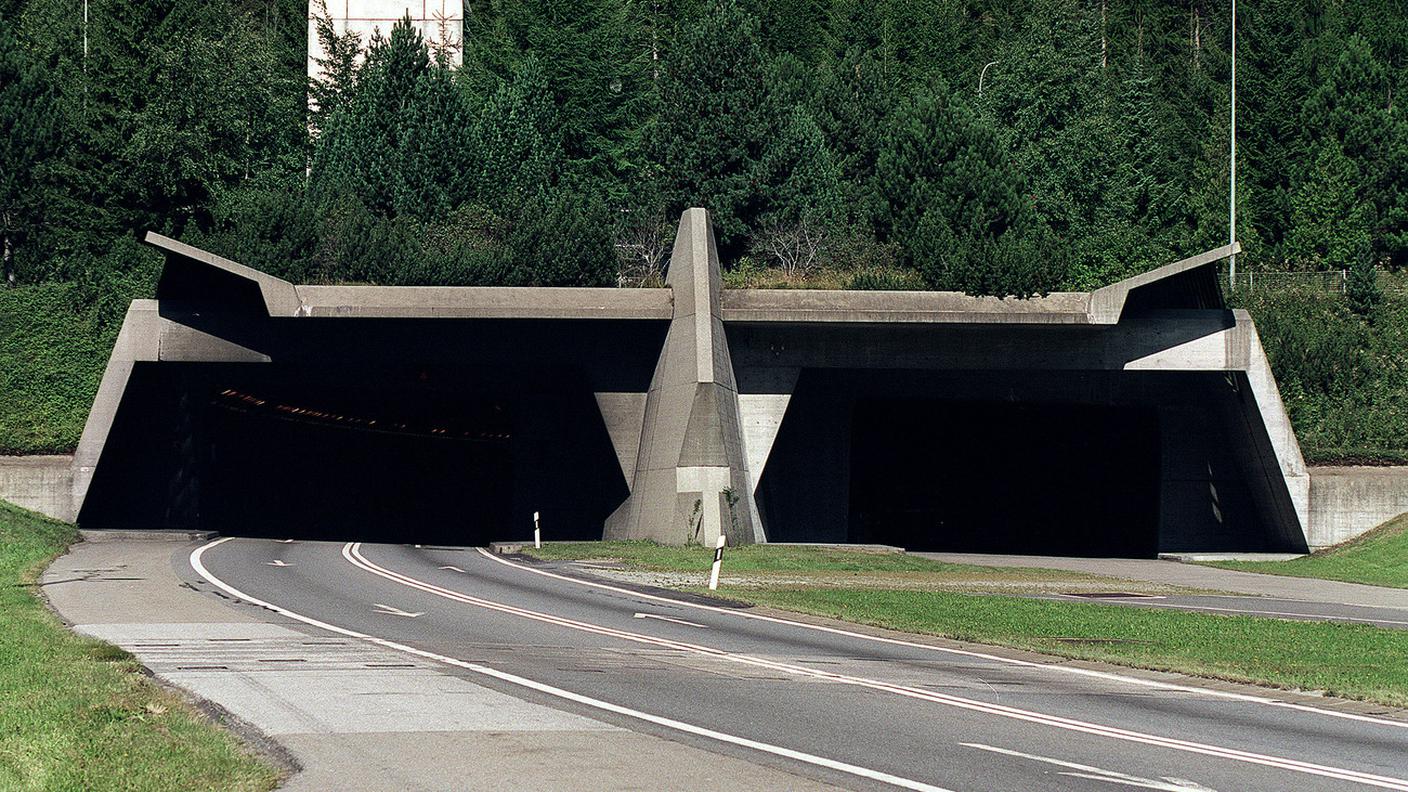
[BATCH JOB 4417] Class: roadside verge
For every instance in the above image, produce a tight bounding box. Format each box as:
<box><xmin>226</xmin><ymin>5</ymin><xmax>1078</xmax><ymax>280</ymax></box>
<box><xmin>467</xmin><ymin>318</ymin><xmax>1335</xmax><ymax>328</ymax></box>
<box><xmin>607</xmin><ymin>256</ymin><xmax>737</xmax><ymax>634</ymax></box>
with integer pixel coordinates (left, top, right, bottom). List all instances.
<box><xmin>523</xmin><ymin>541</ymin><xmax>1408</xmax><ymax>709</ymax></box>
<box><xmin>0</xmin><ymin>500</ymin><xmax>280</xmax><ymax>791</ymax></box>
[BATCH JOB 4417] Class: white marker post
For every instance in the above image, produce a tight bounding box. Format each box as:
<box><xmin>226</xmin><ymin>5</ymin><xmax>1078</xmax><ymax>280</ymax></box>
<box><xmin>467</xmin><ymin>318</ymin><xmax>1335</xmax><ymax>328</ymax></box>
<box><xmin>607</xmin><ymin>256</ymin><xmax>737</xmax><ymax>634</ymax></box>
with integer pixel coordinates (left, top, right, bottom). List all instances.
<box><xmin>708</xmin><ymin>534</ymin><xmax>726</xmax><ymax>591</ymax></box>
<box><xmin>533</xmin><ymin>511</ymin><xmax>541</xmax><ymax>549</ymax></box>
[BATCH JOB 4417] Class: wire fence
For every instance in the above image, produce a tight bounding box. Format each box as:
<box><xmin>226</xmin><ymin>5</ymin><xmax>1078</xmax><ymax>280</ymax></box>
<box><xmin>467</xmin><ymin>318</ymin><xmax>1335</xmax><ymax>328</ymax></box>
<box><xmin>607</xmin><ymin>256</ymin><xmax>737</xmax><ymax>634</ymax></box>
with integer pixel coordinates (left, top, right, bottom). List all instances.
<box><xmin>1218</xmin><ymin>266</ymin><xmax>1408</xmax><ymax>294</ymax></box>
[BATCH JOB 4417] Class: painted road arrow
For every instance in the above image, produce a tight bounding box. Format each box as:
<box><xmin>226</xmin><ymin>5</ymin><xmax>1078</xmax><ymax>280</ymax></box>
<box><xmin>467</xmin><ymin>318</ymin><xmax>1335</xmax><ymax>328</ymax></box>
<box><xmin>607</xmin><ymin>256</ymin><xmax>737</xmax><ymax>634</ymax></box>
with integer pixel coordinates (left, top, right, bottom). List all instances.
<box><xmin>266</xmin><ymin>560</ymin><xmax>293</xmax><ymax>567</ymax></box>
<box><xmin>372</xmin><ymin>603</ymin><xmax>424</xmax><ymax>618</ymax></box>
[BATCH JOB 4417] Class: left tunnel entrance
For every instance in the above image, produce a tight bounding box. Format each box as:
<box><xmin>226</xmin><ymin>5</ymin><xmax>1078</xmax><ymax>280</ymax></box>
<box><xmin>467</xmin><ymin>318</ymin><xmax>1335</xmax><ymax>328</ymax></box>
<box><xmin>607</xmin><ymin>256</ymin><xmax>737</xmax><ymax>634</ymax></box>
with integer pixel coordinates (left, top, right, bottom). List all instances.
<box><xmin>79</xmin><ymin>363</ymin><xmax>627</xmax><ymax>545</ymax></box>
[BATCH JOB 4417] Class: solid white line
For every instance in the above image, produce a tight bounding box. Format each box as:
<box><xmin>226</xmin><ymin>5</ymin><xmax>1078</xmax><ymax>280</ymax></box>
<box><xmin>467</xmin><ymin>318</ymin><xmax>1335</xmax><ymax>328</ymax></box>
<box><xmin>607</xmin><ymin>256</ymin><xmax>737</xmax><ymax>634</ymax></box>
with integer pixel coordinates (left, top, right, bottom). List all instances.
<box><xmin>474</xmin><ymin>547</ymin><xmax>1408</xmax><ymax>731</ymax></box>
<box><xmin>350</xmin><ymin>544</ymin><xmax>1408</xmax><ymax>790</ymax></box>
<box><xmin>189</xmin><ymin>538</ymin><xmax>953</xmax><ymax>792</ymax></box>
<box><xmin>961</xmin><ymin>743</ymin><xmax>1217</xmax><ymax>792</ymax></box>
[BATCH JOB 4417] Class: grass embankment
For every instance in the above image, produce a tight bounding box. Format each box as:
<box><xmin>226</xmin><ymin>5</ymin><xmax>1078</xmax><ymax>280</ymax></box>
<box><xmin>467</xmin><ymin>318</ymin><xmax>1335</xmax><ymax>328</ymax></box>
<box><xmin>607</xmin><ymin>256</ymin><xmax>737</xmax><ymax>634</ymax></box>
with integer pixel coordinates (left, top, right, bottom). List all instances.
<box><xmin>1234</xmin><ymin>282</ymin><xmax>1408</xmax><ymax>465</ymax></box>
<box><xmin>1207</xmin><ymin>513</ymin><xmax>1408</xmax><ymax>589</ymax></box>
<box><xmin>0</xmin><ymin>284</ymin><xmax>119</xmax><ymax>455</ymax></box>
<box><xmin>0</xmin><ymin>500</ymin><xmax>279</xmax><ymax>791</ymax></box>
<box><xmin>528</xmin><ymin>541</ymin><xmax>1408</xmax><ymax>708</ymax></box>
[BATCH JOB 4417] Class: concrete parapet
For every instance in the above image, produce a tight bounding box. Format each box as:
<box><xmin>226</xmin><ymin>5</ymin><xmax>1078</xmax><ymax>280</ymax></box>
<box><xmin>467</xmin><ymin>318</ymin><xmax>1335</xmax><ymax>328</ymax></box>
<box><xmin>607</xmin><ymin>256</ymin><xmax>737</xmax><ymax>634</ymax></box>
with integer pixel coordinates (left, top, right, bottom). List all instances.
<box><xmin>0</xmin><ymin>455</ymin><xmax>74</xmax><ymax>522</ymax></box>
<box><xmin>1307</xmin><ymin>466</ymin><xmax>1408</xmax><ymax>548</ymax></box>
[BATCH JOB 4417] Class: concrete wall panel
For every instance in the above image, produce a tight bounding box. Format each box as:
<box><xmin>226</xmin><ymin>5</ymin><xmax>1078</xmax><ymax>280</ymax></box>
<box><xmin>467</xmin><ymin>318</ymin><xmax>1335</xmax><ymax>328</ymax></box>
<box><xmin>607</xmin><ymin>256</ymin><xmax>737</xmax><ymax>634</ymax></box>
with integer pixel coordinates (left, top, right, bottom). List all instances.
<box><xmin>1307</xmin><ymin>467</ymin><xmax>1408</xmax><ymax>548</ymax></box>
<box><xmin>0</xmin><ymin>456</ymin><xmax>74</xmax><ymax>522</ymax></box>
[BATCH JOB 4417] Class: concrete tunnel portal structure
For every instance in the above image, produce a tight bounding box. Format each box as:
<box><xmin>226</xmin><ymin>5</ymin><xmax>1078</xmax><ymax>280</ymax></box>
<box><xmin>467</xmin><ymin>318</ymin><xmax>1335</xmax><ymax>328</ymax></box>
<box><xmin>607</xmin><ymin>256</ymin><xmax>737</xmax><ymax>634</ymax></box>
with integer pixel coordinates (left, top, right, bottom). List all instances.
<box><xmin>71</xmin><ymin>208</ymin><xmax>1318</xmax><ymax>556</ymax></box>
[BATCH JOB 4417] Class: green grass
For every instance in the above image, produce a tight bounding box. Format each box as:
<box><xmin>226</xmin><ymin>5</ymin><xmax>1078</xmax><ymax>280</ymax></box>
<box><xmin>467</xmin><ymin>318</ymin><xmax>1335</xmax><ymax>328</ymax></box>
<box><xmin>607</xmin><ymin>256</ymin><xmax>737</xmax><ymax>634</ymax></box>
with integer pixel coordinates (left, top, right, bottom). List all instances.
<box><xmin>530</xmin><ymin>540</ymin><xmax>977</xmax><ymax>573</ymax></box>
<box><xmin>529</xmin><ymin>541</ymin><xmax>1408</xmax><ymax>708</ymax></box>
<box><xmin>734</xmin><ymin>588</ymin><xmax>1408</xmax><ymax>707</ymax></box>
<box><xmin>0</xmin><ymin>500</ymin><xmax>280</xmax><ymax>791</ymax></box>
<box><xmin>524</xmin><ymin>540</ymin><xmax>1188</xmax><ymax>594</ymax></box>
<box><xmin>1206</xmin><ymin>513</ymin><xmax>1408</xmax><ymax>589</ymax></box>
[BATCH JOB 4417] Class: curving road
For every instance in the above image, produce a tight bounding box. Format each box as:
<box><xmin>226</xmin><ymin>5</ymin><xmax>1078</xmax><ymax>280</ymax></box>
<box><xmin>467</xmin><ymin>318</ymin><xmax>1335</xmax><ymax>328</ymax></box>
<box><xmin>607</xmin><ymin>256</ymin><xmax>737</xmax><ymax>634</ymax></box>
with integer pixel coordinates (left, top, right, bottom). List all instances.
<box><xmin>187</xmin><ymin>538</ymin><xmax>1408</xmax><ymax>792</ymax></box>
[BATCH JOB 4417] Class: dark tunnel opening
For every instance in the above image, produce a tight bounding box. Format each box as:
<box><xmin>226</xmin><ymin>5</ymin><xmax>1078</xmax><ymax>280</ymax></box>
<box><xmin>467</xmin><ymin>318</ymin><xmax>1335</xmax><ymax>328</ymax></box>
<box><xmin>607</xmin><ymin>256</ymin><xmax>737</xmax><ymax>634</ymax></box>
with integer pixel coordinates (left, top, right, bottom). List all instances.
<box><xmin>846</xmin><ymin>399</ymin><xmax>1162</xmax><ymax>557</ymax></box>
<box><xmin>80</xmin><ymin>363</ymin><xmax>628</xmax><ymax>546</ymax></box>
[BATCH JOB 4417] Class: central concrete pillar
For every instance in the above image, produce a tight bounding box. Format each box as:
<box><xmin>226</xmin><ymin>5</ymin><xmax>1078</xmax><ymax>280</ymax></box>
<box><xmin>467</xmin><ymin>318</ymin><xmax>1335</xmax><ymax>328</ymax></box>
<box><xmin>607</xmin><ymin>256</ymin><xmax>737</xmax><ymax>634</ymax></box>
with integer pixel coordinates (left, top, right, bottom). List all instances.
<box><xmin>604</xmin><ymin>209</ymin><xmax>760</xmax><ymax>545</ymax></box>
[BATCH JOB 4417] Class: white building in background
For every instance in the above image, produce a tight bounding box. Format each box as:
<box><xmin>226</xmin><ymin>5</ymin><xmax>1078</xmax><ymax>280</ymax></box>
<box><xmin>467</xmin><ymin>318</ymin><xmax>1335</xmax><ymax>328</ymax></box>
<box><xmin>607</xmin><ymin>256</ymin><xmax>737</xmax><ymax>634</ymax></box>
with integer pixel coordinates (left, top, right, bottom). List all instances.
<box><xmin>307</xmin><ymin>0</ymin><xmax>464</xmax><ymax>83</ymax></box>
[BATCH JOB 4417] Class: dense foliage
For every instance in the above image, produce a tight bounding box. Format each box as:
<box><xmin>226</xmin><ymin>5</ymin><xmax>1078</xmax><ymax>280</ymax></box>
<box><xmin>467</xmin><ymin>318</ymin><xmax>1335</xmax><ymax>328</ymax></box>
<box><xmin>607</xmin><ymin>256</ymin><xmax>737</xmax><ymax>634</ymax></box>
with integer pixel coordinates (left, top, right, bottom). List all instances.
<box><xmin>1234</xmin><ymin>279</ymin><xmax>1408</xmax><ymax>464</ymax></box>
<box><xmin>5</xmin><ymin>0</ymin><xmax>1408</xmax><ymax>297</ymax></box>
<box><xmin>1</xmin><ymin>0</ymin><xmax>1406</xmax><ymax>458</ymax></box>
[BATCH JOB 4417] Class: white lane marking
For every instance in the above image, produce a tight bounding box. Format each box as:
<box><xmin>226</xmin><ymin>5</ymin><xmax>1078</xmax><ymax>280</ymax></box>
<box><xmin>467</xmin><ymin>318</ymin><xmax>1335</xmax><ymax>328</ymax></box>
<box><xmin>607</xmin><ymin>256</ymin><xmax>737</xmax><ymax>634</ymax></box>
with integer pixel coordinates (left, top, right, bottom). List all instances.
<box><xmin>962</xmin><ymin>743</ymin><xmax>1217</xmax><ymax>791</ymax></box>
<box><xmin>634</xmin><ymin>612</ymin><xmax>707</xmax><ymax>628</ymax></box>
<box><xmin>189</xmin><ymin>538</ymin><xmax>954</xmax><ymax>792</ymax></box>
<box><xmin>1064</xmin><ymin>598</ymin><xmax>1408</xmax><ymax>627</ymax></box>
<box><xmin>439</xmin><ymin>565</ymin><xmax>466</xmax><ymax>573</ymax></box>
<box><xmin>266</xmin><ymin>560</ymin><xmax>293</xmax><ymax>567</ymax></box>
<box><xmin>350</xmin><ymin>543</ymin><xmax>1408</xmax><ymax>790</ymax></box>
<box><xmin>475</xmin><ymin>548</ymin><xmax>1408</xmax><ymax>731</ymax></box>
<box><xmin>372</xmin><ymin>603</ymin><xmax>424</xmax><ymax>618</ymax></box>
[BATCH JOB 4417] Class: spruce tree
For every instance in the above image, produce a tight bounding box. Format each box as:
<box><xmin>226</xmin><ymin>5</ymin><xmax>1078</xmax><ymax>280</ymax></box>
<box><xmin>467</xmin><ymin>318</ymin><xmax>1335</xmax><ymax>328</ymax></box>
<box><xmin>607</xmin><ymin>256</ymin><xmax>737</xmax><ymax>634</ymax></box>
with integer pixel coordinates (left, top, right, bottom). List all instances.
<box><xmin>0</xmin><ymin>17</ymin><xmax>61</xmax><ymax>286</ymax></box>
<box><xmin>655</xmin><ymin>0</ymin><xmax>774</xmax><ymax>255</ymax></box>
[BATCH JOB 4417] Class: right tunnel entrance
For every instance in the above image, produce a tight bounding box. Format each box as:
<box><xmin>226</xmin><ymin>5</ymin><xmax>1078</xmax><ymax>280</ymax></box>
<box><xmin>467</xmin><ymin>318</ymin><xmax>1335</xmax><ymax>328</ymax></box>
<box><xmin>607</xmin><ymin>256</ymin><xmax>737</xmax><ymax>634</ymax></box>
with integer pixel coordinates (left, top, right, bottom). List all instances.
<box><xmin>846</xmin><ymin>399</ymin><xmax>1161</xmax><ymax>557</ymax></box>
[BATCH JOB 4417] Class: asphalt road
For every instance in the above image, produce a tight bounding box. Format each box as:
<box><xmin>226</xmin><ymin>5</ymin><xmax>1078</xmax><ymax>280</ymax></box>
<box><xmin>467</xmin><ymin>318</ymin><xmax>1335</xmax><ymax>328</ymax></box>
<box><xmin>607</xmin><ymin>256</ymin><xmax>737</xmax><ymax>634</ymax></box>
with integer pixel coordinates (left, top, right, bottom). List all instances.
<box><xmin>186</xmin><ymin>539</ymin><xmax>1408</xmax><ymax>792</ymax></box>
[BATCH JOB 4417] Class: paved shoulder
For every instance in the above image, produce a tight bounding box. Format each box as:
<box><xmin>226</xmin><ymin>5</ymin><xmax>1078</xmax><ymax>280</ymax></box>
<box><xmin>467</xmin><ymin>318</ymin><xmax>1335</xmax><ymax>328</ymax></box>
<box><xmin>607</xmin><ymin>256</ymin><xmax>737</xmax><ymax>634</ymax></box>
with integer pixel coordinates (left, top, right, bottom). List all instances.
<box><xmin>42</xmin><ymin>539</ymin><xmax>844</xmax><ymax>792</ymax></box>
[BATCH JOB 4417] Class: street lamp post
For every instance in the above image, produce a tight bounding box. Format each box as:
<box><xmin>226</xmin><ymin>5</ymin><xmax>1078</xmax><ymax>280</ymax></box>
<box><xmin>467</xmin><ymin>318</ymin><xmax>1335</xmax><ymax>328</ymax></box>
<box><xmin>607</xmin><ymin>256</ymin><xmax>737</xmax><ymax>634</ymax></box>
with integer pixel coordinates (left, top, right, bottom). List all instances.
<box><xmin>1228</xmin><ymin>0</ymin><xmax>1238</xmax><ymax>290</ymax></box>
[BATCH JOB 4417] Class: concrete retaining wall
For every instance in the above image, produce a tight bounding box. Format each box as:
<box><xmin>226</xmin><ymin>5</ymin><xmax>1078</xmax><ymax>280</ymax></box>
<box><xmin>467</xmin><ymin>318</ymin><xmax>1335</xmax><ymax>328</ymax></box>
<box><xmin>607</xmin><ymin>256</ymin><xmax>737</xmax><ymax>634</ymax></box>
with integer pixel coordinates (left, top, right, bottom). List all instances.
<box><xmin>1307</xmin><ymin>466</ymin><xmax>1408</xmax><ymax>548</ymax></box>
<box><xmin>0</xmin><ymin>455</ymin><xmax>74</xmax><ymax>522</ymax></box>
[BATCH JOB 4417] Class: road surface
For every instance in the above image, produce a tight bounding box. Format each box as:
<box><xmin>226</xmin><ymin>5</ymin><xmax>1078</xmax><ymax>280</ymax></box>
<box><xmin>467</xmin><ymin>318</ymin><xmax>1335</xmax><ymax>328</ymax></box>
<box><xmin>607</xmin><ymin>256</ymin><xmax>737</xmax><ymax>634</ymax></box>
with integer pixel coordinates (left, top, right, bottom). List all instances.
<box><xmin>187</xmin><ymin>539</ymin><xmax>1408</xmax><ymax>792</ymax></box>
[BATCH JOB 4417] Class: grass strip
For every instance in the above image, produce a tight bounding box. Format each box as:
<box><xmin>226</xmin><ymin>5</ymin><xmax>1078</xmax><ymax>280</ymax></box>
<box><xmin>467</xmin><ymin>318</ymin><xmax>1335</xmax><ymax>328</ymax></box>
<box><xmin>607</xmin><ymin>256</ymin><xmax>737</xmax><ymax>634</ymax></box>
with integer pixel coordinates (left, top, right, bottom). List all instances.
<box><xmin>729</xmin><ymin>587</ymin><xmax>1408</xmax><ymax>708</ymax></box>
<box><xmin>533</xmin><ymin>540</ymin><xmax>1102</xmax><ymax>578</ymax></box>
<box><xmin>528</xmin><ymin>541</ymin><xmax>1408</xmax><ymax>708</ymax></box>
<box><xmin>1205</xmin><ymin>513</ymin><xmax>1408</xmax><ymax>589</ymax></box>
<box><xmin>0</xmin><ymin>500</ymin><xmax>280</xmax><ymax>792</ymax></box>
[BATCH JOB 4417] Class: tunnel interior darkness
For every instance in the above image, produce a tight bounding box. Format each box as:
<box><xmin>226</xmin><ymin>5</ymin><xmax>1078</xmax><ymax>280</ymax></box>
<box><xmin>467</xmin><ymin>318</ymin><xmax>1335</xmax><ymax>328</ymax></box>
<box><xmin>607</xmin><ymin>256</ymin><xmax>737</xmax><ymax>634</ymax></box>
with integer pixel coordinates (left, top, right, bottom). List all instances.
<box><xmin>847</xmin><ymin>399</ymin><xmax>1161</xmax><ymax>557</ymax></box>
<box><xmin>755</xmin><ymin>369</ymin><xmax>1180</xmax><ymax>557</ymax></box>
<box><xmin>80</xmin><ymin>362</ymin><xmax>628</xmax><ymax>545</ymax></box>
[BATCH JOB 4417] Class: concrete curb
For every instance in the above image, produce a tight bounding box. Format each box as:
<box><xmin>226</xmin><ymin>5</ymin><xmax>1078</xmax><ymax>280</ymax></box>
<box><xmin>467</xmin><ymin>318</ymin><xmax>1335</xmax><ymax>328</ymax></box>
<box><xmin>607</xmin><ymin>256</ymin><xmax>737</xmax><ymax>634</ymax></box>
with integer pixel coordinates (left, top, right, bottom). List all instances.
<box><xmin>79</xmin><ymin>529</ymin><xmax>216</xmax><ymax>543</ymax></box>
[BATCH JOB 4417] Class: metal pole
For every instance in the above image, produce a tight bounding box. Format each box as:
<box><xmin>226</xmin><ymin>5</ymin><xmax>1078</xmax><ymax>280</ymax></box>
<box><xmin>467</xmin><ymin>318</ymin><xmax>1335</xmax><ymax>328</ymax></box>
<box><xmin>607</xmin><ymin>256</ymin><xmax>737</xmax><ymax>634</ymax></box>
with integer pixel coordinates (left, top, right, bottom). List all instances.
<box><xmin>978</xmin><ymin>61</ymin><xmax>999</xmax><ymax>97</ymax></box>
<box><xmin>1228</xmin><ymin>0</ymin><xmax>1238</xmax><ymax>290</ymax></box>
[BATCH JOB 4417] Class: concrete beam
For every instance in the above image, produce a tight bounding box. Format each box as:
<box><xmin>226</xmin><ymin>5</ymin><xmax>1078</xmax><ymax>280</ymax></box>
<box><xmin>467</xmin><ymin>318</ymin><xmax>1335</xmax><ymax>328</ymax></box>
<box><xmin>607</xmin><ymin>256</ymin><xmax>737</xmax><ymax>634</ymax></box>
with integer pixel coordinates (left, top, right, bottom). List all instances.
<box><xmin>295</xmin><ymin>285</ymin><xmax>673</xmax><ymax>320</ymax></box>
<box><xmin>604</xmin><ymin>209</ymin><xmax>760</xmax><ymax>546</ymax></box>
<box><xmin>721</xmin><ymin>289</ymin><xmax>1091</xmax><ymax>325</ymax></box>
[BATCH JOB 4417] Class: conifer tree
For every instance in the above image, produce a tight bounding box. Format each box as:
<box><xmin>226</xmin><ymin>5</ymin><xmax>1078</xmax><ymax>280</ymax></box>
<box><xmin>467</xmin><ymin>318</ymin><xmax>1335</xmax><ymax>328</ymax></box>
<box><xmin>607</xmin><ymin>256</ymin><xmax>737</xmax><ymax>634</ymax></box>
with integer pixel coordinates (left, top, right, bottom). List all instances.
<box><xmin>0</xmin><ymin>17</ymin><xmax>61</xmax><ymax>286</ymax></box>
<box><xmin>655</xmin><ymin>0</ymin><xmax>774</xmax><ymax>254</ymax></box>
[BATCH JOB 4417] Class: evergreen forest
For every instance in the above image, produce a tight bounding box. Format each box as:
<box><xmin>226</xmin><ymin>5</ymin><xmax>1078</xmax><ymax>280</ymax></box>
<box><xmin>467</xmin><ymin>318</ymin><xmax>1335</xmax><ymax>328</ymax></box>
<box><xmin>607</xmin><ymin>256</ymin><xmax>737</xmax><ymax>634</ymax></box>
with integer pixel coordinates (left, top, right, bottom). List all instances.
<box><xmin>1</xmin><ymin>0</ymin><xmax>1406</xmax><ymax>460</ymax></box>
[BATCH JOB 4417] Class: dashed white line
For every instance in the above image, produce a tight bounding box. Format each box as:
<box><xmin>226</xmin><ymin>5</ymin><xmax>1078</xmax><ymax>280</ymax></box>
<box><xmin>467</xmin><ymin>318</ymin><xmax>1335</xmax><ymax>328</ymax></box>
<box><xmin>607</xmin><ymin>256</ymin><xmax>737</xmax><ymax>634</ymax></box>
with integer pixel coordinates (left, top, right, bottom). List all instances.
<box><xmin>350</xmin><ymin>543</ymin><xmax>1408</xmax><ymax>790</ymax></box>
<box><xmin>190</xmin><ymin>537</ymin><xmax>953</xmax><ymax>792</ymax></box>
<box><xmin>474</xmin><ymin>547</ymin><xmax>1408</xmax><ymax>731</ymax></box>
<box><xmin>962</xmin><ymin>743</ymin><xmax>1218</xmax><ymax>791</ymax></box>
<box><xmin>633</xmin><ymin>612</ymin><xmax>707</xmax><ymax>628</ymax></box>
